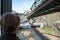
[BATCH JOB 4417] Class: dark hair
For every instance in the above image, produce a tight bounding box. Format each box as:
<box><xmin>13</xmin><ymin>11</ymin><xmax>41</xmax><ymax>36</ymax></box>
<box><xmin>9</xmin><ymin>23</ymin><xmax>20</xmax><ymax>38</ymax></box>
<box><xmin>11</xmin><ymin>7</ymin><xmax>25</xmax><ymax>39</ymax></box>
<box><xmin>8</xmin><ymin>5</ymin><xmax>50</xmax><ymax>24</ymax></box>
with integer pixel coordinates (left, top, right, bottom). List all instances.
<box><xmin>1</xmin><ymin>13</ymin><xmax>20</xmax><ymax>34</ymax></box>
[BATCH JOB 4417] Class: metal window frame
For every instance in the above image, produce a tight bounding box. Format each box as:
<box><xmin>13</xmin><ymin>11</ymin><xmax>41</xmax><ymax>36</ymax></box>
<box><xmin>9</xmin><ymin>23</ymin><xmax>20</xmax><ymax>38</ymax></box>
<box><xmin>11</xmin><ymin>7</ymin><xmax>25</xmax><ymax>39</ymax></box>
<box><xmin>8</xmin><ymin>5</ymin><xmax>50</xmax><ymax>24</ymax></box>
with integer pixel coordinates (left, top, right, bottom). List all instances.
<box><xmin>1</xmin><ymin>0</ymin><xmax>12</xmax><ymax>16</ymax></box>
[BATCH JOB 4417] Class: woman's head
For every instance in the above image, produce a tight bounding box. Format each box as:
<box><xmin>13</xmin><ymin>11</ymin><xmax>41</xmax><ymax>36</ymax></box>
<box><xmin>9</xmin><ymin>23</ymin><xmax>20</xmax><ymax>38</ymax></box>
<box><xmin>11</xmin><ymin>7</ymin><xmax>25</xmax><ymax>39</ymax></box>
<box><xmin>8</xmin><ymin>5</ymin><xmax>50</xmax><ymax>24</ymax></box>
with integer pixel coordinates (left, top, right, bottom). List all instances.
<box><xmin>1</xmin><ymin>13</ymin><xmax>20</xmax><ymax>34</ymax></box>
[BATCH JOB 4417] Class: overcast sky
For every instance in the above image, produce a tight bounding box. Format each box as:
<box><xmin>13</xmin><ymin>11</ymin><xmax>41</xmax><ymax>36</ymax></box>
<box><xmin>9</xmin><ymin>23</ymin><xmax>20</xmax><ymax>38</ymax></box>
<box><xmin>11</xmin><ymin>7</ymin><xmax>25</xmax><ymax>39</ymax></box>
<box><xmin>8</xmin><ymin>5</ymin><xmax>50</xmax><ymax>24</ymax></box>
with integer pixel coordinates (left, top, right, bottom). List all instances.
<box><xmin>12</xmin><ymin>0</ymin><xmax>34</xmax><ymax>13</ymax></box>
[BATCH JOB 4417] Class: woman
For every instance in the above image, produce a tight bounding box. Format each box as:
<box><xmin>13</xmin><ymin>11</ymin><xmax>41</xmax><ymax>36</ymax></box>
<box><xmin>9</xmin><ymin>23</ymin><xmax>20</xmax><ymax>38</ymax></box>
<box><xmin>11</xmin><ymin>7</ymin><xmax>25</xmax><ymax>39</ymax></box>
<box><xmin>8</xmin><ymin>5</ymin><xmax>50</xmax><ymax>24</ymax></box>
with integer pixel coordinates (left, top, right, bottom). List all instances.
<box><xmin>0</xmin><ymin>13</ymin><xmax>20</xmax><ymax>40</ymax></box>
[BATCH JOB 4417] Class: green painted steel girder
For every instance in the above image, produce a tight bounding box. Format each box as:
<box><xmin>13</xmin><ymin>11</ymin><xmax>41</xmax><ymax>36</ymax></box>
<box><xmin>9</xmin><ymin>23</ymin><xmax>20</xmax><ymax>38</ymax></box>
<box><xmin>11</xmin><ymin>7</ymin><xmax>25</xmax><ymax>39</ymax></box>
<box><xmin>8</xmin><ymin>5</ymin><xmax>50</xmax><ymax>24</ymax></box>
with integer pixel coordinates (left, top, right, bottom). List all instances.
<box><xmin>28</xmin><ymin>0</ymin><xmax>60</xmax><ymax>19</ymax></box>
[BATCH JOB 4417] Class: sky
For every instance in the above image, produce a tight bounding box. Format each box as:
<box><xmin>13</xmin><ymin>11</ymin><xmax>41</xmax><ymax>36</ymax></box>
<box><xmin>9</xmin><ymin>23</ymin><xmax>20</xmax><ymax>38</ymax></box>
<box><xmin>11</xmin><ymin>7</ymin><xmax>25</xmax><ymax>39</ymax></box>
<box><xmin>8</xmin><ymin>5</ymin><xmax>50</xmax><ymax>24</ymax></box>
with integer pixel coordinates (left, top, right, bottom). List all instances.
<box><xmin>12</xmin><ymin>0</ymin><xmax>35</xmax><ymax>13</ymax></box>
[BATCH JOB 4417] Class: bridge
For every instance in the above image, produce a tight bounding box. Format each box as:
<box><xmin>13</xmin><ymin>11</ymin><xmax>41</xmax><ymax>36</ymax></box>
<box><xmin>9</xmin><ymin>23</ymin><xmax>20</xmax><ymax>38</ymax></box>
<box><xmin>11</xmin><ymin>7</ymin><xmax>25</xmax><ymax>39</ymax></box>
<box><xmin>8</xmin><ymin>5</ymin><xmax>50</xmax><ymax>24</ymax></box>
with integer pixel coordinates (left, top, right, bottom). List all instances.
<box><xmin>27</xmin><ymin>0</ymin><xmax>60</xmax><ymax>19</ymax></box>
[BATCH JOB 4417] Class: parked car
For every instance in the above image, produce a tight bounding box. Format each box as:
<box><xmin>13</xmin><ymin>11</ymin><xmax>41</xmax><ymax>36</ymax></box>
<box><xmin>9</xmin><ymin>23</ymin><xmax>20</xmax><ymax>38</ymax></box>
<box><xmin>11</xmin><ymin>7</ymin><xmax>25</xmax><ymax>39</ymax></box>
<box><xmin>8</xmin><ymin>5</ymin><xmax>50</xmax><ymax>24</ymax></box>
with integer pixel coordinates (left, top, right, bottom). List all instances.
<box><xmin>33</xmin><ymin>22</ymin><xmax>44</xmax><ymax>28</ymax></box>
<box><xmin>19</xmin><ymin>22</ymin><xmax>41</xmax><ymax>29</ymax></box>
<box><xmin>19</xmin><ymin>22</ymin><xmax>31</xmax><ymax>29</ymax></box>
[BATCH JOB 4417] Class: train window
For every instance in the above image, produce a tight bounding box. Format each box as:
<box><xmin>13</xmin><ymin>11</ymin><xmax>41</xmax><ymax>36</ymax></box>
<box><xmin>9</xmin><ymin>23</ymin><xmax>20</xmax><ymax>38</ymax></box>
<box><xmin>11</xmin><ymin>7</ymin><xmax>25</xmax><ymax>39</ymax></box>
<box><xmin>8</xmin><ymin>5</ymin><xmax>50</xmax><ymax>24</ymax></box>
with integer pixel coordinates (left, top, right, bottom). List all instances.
<box><xmin>0</xmin><ymin>0</ymin><xmax>60</xmax><ymax>40</ymax></box>
<box><xmin>13</xmin><ymin>0</ymin><xmax>60</xmax><ymax>40</ymax></box>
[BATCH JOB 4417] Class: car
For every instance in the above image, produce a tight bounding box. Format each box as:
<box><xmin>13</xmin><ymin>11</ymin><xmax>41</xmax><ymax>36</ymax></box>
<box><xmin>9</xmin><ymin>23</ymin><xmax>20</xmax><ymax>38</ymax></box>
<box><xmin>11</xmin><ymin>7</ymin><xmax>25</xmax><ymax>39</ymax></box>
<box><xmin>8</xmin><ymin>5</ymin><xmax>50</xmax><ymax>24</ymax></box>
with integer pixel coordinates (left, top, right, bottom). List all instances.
<box><xmin>19</xmin><ymin>22</ymin><xmax>41</xmax><ymax>29</ymax></box>
<box><xmin>19</xmin><ymin>22</ymin><xmax>31</xmax><ymax>29</ymax></box>
<box><xmin>33</xmin><ymin>22</ymin><xmax>44</xmax><ymax>28</ymax></box>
